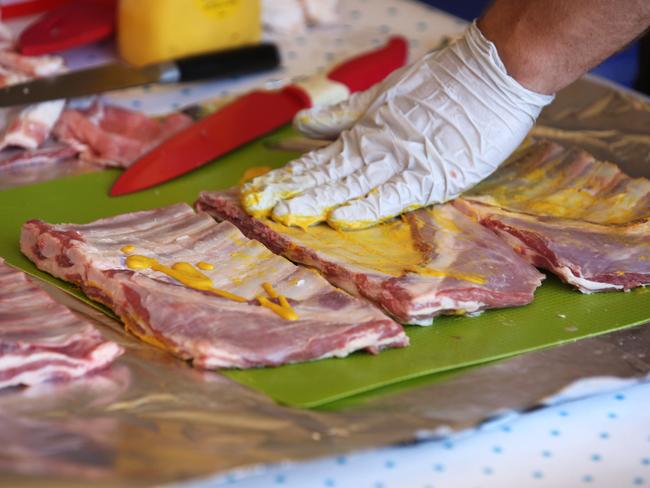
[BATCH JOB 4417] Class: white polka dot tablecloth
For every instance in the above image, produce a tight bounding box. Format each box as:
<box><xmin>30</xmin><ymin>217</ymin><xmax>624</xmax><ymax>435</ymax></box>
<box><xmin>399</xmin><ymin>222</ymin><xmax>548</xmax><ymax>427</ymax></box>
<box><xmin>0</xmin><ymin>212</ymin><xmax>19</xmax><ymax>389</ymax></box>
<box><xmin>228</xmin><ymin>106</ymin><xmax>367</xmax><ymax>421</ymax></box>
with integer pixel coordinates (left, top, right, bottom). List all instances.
<box><xmin>179</xmin><ymin>382</ymin><xmax>650</xmax><ymax>488</ymax></box>
<box><xmin>55</xmin><ymin>0</ymin><xmax>467</xmax><ymax>116</ymax></box>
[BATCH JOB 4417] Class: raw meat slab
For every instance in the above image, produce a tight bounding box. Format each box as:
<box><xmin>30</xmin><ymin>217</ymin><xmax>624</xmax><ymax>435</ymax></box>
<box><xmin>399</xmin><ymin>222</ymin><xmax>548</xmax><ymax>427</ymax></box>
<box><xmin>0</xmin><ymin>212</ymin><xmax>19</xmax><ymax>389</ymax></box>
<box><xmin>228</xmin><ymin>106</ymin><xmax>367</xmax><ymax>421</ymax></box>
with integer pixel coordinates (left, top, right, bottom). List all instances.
<box><xmin>455</xmin><ymin>199</ymin><xmax>650</xmax><ymax>293</ymax></box>
<box><xmin>196</xmin><ymin>191</ymin><xmax>544</xmax><ymax>325</ymax></box>
<box><xmin>0</xmin><ymin>258</ymin><xmax>122</xmax><ymax>389</ymax></box>
<box><xmin>461</xmin><ymin>141</ymin><xmax>650</xmax><ymax>292</ymax></box>
<box><xmin>53</xmin><ymin>102</ymin><xmax>193</xmax><ymax>168</ymax></box>
<box><xmin>20</xmin><ymin>203</ymin><xmax>407</xmax><ymax>369</ymax></box>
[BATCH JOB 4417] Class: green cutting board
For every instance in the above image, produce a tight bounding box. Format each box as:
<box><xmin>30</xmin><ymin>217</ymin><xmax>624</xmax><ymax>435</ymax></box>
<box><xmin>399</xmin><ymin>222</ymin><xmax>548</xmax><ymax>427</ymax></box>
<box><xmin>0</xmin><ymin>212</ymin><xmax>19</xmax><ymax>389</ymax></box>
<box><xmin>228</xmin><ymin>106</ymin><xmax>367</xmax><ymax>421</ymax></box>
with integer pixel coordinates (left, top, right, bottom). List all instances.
<box><xmin>2</xmin><ymin>126</ymin><xmax>649</xmax><ymax>408</ymax></box>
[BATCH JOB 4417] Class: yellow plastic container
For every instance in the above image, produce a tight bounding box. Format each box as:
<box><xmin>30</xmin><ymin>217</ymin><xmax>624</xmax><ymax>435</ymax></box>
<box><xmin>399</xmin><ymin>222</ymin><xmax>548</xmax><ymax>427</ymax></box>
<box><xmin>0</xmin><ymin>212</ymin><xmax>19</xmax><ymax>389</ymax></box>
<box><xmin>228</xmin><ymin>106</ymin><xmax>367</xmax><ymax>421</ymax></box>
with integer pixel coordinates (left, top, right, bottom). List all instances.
<box><xmin>118</xmin><ymin>0</ymin><xmax>261</xmax><ymax>66</ymax></box>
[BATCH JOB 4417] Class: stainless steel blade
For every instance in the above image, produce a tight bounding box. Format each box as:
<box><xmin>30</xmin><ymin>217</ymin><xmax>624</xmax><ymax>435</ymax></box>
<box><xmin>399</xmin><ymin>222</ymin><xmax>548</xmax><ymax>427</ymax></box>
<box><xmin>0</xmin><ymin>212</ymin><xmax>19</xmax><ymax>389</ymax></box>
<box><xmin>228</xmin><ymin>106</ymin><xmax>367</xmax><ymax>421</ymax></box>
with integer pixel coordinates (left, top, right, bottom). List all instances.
<box><xmin>0</xmin><ymin>62</ymin><xmax>179</xmax><ymax>107</ymax></box>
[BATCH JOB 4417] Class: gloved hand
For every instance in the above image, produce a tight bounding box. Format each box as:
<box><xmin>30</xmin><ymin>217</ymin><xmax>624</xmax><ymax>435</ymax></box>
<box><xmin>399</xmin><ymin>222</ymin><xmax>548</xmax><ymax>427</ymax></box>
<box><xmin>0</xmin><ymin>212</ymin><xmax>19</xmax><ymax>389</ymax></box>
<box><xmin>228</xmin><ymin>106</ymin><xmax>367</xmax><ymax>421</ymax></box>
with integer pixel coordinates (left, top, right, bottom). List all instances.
<box><xmin>241</xmin><ymin>21</ymin><xmax>554</xmax><ymax>230</ymax></box>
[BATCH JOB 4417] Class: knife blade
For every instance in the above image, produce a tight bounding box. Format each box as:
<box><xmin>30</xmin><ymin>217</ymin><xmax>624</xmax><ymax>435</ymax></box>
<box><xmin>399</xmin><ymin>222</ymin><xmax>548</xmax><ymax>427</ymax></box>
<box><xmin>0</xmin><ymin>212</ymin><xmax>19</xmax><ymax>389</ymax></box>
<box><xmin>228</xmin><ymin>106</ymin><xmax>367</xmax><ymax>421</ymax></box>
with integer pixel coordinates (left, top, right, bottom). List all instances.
<box><xmin>110</xmin><ymin>36</ymin><xmax>408</xmax><ymax>196</ymax></box>
<box><xmin>0</xmin><ymin>43</ymin><xmax>280</xmax><ymax>107</ymax></box>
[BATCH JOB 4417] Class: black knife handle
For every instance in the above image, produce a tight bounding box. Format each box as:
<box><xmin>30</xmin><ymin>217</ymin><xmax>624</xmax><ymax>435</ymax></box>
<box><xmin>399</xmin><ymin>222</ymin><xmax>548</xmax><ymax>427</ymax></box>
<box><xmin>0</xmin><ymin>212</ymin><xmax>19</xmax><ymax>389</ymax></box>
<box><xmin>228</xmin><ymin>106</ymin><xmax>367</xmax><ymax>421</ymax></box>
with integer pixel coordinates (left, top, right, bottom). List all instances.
<box><xmin>174</xmin><ymin>43</ymin><xmax>280</xmax><ymax>83</ymax></box>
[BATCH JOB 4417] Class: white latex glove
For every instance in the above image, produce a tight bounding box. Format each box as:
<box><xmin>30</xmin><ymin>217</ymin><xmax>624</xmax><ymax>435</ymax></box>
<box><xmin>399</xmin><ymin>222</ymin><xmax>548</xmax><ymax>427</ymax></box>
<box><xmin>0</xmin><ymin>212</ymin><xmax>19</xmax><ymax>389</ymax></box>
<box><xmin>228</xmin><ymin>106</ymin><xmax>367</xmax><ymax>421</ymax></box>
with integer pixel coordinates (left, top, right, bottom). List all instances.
<box><xmin>241</xmin><ymin>21</ymin><xmax>554</xmax><ymax>230</ymax></box>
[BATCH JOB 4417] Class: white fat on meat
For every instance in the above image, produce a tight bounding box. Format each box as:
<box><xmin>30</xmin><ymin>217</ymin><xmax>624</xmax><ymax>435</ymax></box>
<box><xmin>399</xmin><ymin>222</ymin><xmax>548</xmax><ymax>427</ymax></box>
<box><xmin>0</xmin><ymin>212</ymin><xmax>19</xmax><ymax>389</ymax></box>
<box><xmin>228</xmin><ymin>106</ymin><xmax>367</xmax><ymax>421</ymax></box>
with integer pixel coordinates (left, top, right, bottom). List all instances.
<box><xmin>1</xmin><ymin>100</ymin><xmax>66</xmax><ymax>150</ymax></box>
<box><xmin>406</xmin><ymin>296</ymin><xmax>486</xmax><ymax>326</ymax></box>
<box><xmin>0</xmin><ymin>344</ymin><xmax>119</xmax><ymax>371</ymax></box>
<box><xmin>0</xmin><ymin>42</ymin><xmax>67</xmax><ymax>152</ymax></box>
<box><xmin>0</xmin><ymin>258</ymin><xmax>123</xmax><ymax>389</ymax></box>
<box><xmin>0</xmin><ymin>142</ymin><xmax>78</xmax><ymax>170</ymax></box>
<box><xmin>555</xmin><ymin>267</ymin><xmax>624</xmax><ymax>293</ymax></box>
<box><xmin>0</xmin><ymin>50</ymin><xmax>65</xmax><ymax>77</ymax></box>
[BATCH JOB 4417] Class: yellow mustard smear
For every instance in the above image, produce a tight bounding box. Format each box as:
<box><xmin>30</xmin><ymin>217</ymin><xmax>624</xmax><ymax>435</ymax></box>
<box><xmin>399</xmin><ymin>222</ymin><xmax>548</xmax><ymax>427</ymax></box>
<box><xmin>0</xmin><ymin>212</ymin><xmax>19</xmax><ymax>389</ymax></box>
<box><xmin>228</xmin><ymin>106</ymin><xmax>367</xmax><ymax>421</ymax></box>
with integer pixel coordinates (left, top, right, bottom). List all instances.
<box><xmin>239</xmin><ymin>166</ymin><xmax>273</xmax><ymax>185</ymax></box>
<box><xmin>125</xmin><ymin>255</ymin><xmax>247</xmax><ymax>303</ymax></box>
<box><xmin>262</xmin><ymin>282</ymin><xmax>278</xmax><ymax>298</ymax></box>
<box><xmin>468</xmin><ymin>150</ymin><xmax>645</xmax><ymax>225</ymax></box>
<box><xmin>328</xmin><ymin>218</ymin><xmax>385</xmax><ymax>232</ymax></box>
<box><xmin>265</xmin><ymin>209</ymin><xmax>486</xmax><ymax>284</ymax></box>
<box><xmin>328</xmin><ymin>204</ymin><xmax>426</xmax><ymax>232</ymax></box>
<box><xmin>124</xmin><ymin>254</ymin><xmax>298</xmax><ymax>320</ymax></box>
<box><xmin>403</xmin><ymin>265</ymin><xmax>485</xmax><ymax>284</ymax></box>
<box><xmin>257</xmin><ymin>200</ymin><xmax>427</xmax><ymax>233</ymax></box>
<box><xmin>196</xmin><ymin>261</ymin><xmax>214</xmax><ymax>270</ymax></box>
<box><xmin>257</xmin><ymin>282</ymin><xmax>297</xmax><ymax>321</ymax></box>
<box><xmin>240</xmin><ymin>189</ymin><xmax>304</xmax><ymax>219</ymax></box>
<box><xmin>272</xmin><ymin>212</ymin><xmax>327</xmax><ymax>230</ymax></box>
<box><xmin>430</xmin><ymin>206</ymin><xmax>461</xmax><ymax>234</ymax></box>
<box><xmin>123</xmin><ymin>314</ymin><xmax>169</xmax><ymax>350</ymax></box>
<box><xmin>121</xmin><ymin>244</ymin><xmax>136</xmax><ymax>254</ymax></box>
<box><xmin>266</xmin><ymin>219</ymin><xmax>408</xmax><ymax>276</ymax></box>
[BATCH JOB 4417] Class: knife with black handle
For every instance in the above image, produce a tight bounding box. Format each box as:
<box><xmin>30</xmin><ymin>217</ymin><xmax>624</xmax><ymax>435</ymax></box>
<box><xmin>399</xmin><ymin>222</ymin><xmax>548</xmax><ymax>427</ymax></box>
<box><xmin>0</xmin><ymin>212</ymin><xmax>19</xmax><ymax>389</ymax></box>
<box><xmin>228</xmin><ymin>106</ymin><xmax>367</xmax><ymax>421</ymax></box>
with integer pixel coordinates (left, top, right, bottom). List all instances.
<box><xmin>0</xmin><ymin>43</ymin><xmax>281</xmax><ymax>107</ymax></box>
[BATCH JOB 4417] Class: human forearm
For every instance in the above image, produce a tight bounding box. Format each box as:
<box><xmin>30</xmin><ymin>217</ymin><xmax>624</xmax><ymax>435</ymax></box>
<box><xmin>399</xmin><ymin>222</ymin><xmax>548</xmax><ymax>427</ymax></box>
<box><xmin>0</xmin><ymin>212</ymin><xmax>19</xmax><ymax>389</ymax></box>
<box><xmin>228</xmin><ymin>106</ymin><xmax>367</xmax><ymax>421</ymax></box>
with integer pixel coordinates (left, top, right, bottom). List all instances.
<box><xmin>478</xmin><ymin>0</ymin><xmax>650</xmax><ymax>94</ymax></box>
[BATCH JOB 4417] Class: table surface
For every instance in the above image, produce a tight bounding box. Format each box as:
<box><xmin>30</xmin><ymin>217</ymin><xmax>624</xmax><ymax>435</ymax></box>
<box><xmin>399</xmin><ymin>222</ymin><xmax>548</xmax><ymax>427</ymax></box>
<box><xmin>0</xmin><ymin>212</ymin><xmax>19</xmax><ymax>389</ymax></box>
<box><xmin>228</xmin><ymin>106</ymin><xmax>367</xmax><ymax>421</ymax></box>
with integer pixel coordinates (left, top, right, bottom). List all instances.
<box><xmin>181</xmin><ymin>381</ymin><xmax>650</xmax><ymax>488</ymax></box>
<box><xmin>4</xmin><ymin>1</ymin><xmax>650</xmax><ymax>487</ymax></box>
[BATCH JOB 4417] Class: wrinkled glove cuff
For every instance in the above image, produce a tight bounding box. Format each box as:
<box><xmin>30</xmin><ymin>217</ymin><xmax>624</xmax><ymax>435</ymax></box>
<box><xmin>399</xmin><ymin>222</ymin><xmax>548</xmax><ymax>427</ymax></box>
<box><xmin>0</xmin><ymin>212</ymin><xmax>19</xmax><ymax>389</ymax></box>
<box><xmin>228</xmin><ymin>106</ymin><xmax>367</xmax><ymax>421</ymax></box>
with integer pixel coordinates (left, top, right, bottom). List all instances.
<box><xmin>466</xmin><ymin>20</ymin><xmax>555</xmax><ymax>115</ymax></box>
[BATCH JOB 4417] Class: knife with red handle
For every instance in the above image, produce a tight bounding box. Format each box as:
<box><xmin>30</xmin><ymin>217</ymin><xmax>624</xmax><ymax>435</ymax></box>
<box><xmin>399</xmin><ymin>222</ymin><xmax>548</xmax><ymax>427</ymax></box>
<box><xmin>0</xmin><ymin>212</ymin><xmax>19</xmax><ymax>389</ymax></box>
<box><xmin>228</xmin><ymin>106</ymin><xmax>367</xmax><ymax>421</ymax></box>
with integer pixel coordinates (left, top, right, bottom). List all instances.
<box><xmin>110</xmin><ymin>36</ymin><xmax>408</xmax><ymax>196</ymax></box>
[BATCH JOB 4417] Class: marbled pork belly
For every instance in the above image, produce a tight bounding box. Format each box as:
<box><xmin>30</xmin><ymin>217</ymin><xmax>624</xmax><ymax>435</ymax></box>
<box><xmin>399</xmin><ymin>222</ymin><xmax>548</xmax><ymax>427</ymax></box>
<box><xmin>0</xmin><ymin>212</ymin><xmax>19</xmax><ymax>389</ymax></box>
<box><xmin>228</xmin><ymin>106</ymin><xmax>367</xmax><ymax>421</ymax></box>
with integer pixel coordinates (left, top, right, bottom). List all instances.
<box><xmin>0</xmin><ymin>141</ymin><xmax>77</xmax><ymax>169</ymax></box>
<box><xmin>20</xmin><ymin>204</ymin><xmax>407</xmax><ymax>368</ymax></box>
<box><xmin>53</xmin><ymin>102</ymin><xmax>193</xmax><ymax>168</ymax></box>
<box><xmin>196</xmin><ymin>191</ymin><xmax>544</xmax><ymax>325</ymax></box>
<box><xmin>0</xmin><ymin>258</ymin><xmax>122</xmax><ymax>389</ymax></box>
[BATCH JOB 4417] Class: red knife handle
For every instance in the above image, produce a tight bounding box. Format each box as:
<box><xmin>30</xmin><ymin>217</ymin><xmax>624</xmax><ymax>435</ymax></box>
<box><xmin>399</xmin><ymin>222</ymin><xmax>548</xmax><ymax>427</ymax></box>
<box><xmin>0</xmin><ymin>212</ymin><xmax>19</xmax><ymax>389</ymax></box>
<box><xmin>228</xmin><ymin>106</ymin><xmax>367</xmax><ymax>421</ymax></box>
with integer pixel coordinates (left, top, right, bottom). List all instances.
<box><xmin>327</xmin><ymin>36</ymin><xmax>408</xmax><ymax>93</ymax></box>
<box><xmin>109</xmin><ymin>86</ymin><xmax>312</xmax><ymax>196</ymax></box>
<box><xmin>17</xmin><ymin>0</ymin><xmax>117</xmax><ymax>55</ymax></box>
<box><xmin>1</xmin><ymin>0</ymin><xmax>71</xmax><ymax>19</ymax></box>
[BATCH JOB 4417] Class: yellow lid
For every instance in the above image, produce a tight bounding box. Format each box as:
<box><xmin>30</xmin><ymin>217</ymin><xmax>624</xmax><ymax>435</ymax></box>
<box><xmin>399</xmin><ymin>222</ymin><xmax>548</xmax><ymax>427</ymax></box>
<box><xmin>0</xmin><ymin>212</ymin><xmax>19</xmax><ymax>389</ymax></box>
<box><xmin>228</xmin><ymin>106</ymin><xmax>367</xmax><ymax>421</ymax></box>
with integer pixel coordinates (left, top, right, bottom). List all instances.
<box><xmin>118</xmin><ymin>0</ymin><xmax>261</xmax><ymax>66</ymax></box>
